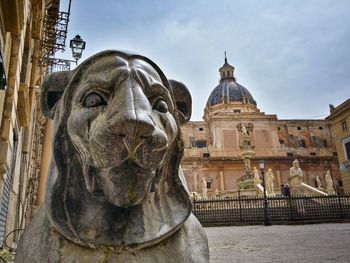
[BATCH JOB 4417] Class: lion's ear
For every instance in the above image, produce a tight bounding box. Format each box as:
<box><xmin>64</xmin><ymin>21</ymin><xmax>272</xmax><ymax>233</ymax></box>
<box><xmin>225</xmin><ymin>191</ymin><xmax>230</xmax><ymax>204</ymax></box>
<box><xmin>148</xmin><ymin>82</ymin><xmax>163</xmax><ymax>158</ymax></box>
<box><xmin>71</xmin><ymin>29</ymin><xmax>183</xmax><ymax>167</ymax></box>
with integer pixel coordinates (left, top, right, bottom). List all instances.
<box><xmin>41</xmin><ymin>71</ymin><xmax>72</xmax><ymax>119</ymax></box>
<box><xmin>169</xmin><ymin>80</ymin><xmax>192</xmax><ymax>125</ymax></box>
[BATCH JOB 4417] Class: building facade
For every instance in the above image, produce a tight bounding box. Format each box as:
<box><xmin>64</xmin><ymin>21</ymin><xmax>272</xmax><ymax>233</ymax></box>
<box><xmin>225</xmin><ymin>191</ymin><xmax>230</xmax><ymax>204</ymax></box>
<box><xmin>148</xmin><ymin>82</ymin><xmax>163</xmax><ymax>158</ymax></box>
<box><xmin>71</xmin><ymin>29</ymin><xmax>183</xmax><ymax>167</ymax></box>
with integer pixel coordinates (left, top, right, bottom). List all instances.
<box><xmin>326</xmin><ymin>99</ymin><xmax>350</xmax><ymax>193</ymax></box>
<box><xmin>0</xmin><ymin>0</ymin><xmax>71</xmax><ymax>248</ymax></box>
<box><xmin>181</xmin><ymin>58</ymin><xmax>342</xmax><ymax>197</ymax></box>
<box><xmin>0</xmin><ymin>0</ymin><xmax>47</xmax><ymax>247</ymax></box>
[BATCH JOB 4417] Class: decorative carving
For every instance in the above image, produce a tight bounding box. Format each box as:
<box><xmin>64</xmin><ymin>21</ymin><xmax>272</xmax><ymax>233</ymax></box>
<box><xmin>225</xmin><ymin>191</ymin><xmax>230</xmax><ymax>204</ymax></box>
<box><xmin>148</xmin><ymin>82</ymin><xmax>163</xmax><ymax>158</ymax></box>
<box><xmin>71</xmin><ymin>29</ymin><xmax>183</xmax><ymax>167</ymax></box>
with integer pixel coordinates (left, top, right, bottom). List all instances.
<box><xmin>238</xmin><ymin>123</ymin><xmax>255</xmax><ymax>150</ymax></box>
<box><xmin>253</xmin><ymin>167</ymin><xmax>260</xmax><ymax>186</ymax></box>
<box><xmin>17</xmin><ymin>50</ymin><xmax>209</xmax><ymax>262</ymax></box>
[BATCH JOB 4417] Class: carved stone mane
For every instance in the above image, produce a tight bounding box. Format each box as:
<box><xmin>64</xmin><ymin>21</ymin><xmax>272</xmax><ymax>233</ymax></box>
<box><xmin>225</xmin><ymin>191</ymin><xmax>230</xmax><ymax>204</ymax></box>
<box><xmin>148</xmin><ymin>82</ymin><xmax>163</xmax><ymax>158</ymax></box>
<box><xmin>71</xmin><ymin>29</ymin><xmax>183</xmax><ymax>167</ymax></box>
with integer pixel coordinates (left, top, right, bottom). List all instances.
<box><xmin>16</xmin><ymin>51</ymin><xmax>209</xmax><ymax>262</ymax></box>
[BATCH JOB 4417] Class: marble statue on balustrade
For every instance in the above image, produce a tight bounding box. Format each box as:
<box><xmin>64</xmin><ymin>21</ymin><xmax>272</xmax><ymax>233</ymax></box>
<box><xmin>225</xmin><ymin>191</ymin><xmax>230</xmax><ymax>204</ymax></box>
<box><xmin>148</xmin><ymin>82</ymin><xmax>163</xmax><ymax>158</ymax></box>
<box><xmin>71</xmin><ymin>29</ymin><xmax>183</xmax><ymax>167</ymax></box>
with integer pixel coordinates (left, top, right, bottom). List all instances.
<box><xmin>16</xmin><ymin>50</ymin><xmax>209</xmax><ymax>262</ymax></box>
<box><xmin>202</xmin><ymin>177</ymin><xmax>208</xmax><ymax>199</ymax></box>
<box><xmin>316</xmin><ymin>176</ymin><xmax>322</xmax><ymax>189</ymax></box>
<box><xmin>325</xmin><ymin>170</ymin><xmax>336</xmax><ymax>195</ymax></box>
<box><xmin>266</xmin><ymin>168</ymin><xmax>275</xmax><ymax>196</ymax></box>
<box><xmin>289</xmin><ymin>159</ymin><xmax>304</xmax><ymax>195</ymax></box>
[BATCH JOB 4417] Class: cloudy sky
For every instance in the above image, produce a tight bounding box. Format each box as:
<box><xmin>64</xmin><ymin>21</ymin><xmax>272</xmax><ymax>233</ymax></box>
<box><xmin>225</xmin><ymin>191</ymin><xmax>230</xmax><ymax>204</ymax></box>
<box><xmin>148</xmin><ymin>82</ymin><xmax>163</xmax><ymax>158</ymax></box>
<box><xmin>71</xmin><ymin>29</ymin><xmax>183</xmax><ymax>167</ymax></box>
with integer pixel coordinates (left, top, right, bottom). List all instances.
<box><xmin>60</xmin><ymin>0</ymin><xmax>350</xmax><ymax>121</ymax></box>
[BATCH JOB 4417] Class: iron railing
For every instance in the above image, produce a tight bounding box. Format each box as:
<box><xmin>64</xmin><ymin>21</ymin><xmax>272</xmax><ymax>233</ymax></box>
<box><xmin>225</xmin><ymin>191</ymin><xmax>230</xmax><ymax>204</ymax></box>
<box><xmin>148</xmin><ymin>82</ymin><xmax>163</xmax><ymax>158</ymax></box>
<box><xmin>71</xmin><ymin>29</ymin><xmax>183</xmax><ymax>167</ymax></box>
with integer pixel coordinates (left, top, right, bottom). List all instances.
<box><xmin>192</xmin><ymin>194</ymin><xmax>350</xmax><ymax>226</ymax></box>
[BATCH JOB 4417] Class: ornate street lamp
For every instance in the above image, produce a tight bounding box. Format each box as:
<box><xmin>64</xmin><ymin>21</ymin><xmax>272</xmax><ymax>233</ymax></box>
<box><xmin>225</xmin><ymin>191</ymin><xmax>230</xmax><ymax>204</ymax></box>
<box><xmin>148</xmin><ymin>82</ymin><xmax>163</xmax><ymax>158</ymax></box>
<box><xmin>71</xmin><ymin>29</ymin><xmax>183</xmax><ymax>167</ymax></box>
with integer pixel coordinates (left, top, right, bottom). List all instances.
<box><xmin>70</xmin><ymin>34</ymin><xmax>86</xmax><ymax>64</ymax></box>
<box><xmin>259</xmin><ymin>160</ymin><xmax>272</xmax><ymax>226</ymax></box>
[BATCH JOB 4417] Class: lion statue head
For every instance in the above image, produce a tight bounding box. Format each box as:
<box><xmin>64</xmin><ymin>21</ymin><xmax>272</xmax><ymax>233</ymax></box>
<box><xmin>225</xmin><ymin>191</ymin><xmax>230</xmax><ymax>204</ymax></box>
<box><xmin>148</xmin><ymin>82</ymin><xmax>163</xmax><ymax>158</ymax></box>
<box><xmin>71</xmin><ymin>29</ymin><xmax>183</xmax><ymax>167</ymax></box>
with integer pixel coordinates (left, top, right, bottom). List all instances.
<box><xmin>40</xmin><ymin>50</ymin><xmax>193</xmax><ymax>250</ymax></box>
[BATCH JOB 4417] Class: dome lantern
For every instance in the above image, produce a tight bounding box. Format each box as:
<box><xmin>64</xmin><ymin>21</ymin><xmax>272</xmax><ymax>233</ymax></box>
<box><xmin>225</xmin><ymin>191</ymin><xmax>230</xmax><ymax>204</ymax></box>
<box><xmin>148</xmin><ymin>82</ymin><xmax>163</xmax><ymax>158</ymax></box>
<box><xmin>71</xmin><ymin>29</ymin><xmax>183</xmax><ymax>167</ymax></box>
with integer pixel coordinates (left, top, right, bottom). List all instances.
<box><xmin>219</xmin><ymin>51</ymin><xmax>235</xmax><ymax>81</ymax></box>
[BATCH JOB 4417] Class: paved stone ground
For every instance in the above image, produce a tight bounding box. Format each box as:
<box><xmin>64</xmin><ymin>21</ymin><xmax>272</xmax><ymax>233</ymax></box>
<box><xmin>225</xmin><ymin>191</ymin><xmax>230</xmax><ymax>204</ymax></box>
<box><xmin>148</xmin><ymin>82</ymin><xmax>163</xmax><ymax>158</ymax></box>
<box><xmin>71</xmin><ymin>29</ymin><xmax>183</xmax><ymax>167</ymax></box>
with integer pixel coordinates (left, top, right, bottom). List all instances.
<box><xmin>205</xmin><ymin>223</ymin><xmax>350</xmax><ymax>263</ymax></box>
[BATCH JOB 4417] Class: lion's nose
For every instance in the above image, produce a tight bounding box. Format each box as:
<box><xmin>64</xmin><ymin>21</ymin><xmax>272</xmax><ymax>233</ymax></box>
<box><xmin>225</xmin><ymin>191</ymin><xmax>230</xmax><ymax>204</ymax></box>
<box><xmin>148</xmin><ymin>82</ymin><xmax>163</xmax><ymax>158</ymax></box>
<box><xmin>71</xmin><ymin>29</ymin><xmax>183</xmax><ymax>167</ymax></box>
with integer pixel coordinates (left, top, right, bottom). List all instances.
<box><xmin>106</xmin><ymin>81</ymin><xmax>155</xmax><ymax>141</ymax></box>
<box><xmin>114</xmin><ymin>117</ymin><xmax>155</xmax><ymax>140</ymax></box>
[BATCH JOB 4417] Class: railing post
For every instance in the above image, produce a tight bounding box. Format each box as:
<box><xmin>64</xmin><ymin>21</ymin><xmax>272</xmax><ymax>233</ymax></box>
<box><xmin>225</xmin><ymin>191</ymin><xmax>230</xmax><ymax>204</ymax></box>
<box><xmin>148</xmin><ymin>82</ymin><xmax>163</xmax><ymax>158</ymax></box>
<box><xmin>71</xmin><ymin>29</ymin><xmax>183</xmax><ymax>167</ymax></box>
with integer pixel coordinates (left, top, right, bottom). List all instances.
<box><xmin>338</xmin><ymin>195</ymin><xmax>344</xmax><ymax>219</ymax></box>
<box><xmin>238</xmin><ymin>190</ymin><xmax>242</xmax><ymax>222</ymax></box>
<box><xmin>289</xmin><ymin>194</ymin><xmax>294</xmax><ymax>221</ymax></box>
<box><xmin>192</xmin><ymin>196</ymin><xmax>197</xmax><ymax>218</ymax></box>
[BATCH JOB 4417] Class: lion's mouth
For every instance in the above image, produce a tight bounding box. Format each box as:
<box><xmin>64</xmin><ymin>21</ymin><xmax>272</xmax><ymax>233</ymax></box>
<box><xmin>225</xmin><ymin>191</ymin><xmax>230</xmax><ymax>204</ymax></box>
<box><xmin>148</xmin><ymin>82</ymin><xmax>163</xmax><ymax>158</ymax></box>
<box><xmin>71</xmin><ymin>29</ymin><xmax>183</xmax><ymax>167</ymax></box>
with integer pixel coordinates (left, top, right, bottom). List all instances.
<box><xmin>85</xmin><ymin>160</ymin><xmax>156</xmax><ymax>207</ymax></box>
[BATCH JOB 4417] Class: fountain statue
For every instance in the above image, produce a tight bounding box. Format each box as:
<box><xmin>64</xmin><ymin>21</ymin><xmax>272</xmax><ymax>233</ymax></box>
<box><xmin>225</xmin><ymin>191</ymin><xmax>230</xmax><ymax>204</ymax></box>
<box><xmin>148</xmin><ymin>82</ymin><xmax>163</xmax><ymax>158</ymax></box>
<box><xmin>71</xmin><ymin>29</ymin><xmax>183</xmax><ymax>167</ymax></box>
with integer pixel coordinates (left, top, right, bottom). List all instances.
<box><xmin>325</xmin><ymin>170</ymin><xmax>336</xmax><ymax>195</ymax></box>
<box><xmin>289</xmin><ymin>159</ymin><xmax>304</xmax><ymax>195</ymax></box>
<box><xmin>266</xmin><ymin>168</ymin><xmax>275</xmax><ymax>196</ymax></box>
<box><xmin>316</xmin><ymin>176</ymin><xmax>322</xmax><ymax>189</ymax></box>
<box><xmin>237</xmin><ymin>123</ymin><xmax>256</xmax><ymax>190</ymax></box>
<box><xmin>241</xmin><ymin>123</ymin><xmax>249</xmax><ymax>136</ymax></box>
<box><xmin>253</xmin><ymin>167</ymin><xmax>260</xmax><ymax>186</ymax></box>
<box><xmin>202</xmin><ymin>177</ymin><xmax>208</xmax><ymax>199</ymax></box>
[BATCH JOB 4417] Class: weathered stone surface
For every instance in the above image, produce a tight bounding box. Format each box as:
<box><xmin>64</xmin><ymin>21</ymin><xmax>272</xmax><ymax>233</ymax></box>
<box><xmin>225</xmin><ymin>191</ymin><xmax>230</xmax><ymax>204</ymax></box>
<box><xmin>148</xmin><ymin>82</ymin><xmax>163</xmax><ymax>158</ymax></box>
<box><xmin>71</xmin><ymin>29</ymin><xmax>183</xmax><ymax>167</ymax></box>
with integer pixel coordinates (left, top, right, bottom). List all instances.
<box><xmin>16</xmin><ymin>208</ymin><xmax>208</xmax><ymax>262</ymax></box>
<box><xmin>16</xmin><ymin>50</ymin><xmax>209</xmax><ymax>262</ymax></box>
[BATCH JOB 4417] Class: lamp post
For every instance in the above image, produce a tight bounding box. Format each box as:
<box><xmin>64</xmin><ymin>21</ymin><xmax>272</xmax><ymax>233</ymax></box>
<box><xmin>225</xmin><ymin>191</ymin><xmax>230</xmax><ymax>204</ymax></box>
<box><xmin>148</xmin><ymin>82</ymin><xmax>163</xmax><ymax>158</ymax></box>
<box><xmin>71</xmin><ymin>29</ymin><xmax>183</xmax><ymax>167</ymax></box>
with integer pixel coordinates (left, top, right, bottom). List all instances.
<box><xmin>259</xmin><ymin>160</ymin><xmax>271</xmax><ymax>226</ymax></box>
<box><xmin>43</xmin><ymin>34</ymin><xmax>87</xmax><ymax>74</ymax></box>
<box><xmin>70</xmin><ymin>34</ymin><xmax>86</xmax><ymax>64</ymax></box>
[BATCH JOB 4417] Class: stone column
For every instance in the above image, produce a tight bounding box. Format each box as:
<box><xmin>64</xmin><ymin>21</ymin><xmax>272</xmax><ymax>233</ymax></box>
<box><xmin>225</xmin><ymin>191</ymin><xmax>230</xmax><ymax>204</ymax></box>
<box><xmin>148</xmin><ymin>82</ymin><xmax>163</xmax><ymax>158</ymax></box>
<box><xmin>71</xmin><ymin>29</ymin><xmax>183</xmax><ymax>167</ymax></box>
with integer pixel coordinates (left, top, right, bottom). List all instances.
<box><xmin>212</xmin><ymin>126</ymin><xmax>216</xmax><ymax>146</ymax></box>
<box><xmin>220</xmin><ymin>170</ymin><xmax>225</xmax><ymax>191</ymax></box>
<box><xmin>36</xmin><ymin>120</ymin><xmax>53</xmax><ymax>205</ymax></box>
<box><xmin>276</xmin><ymin>170</ymin><xmax>282</xmax><ymax>188</ymax></box>
<box><xmin>193</xmin><ymin>171</ymin><xmax>198</xmax><ymax>192</ymax></box>
<box><xmin>192</xmin><ymin>162</ymin><xmax>198</xmax><ymax>192</ymax></box>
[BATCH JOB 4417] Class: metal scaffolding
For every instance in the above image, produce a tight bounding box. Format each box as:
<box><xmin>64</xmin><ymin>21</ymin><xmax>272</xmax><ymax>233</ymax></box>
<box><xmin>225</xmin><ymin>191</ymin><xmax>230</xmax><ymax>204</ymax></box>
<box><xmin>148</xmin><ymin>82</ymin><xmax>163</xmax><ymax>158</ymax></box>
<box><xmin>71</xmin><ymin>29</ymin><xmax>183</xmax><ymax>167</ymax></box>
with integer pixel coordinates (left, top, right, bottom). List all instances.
<box><xmin>40</xmin><ymin>0</ymin><xmax>72</xmax><ymax>74</ymax></box>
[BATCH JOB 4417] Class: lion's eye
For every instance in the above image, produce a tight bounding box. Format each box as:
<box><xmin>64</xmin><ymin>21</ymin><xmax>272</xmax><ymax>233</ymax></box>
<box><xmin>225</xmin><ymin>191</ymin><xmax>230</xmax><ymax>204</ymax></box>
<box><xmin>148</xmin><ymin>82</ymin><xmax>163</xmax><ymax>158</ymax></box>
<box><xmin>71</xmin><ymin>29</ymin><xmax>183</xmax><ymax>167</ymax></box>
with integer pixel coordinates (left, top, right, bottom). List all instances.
<box><xmin>83</xmin><ymin>93</ymin><xmax>106</xmax><ymax>108</ymax></box>
<box><xmin>153</xmin><ymin>99</ymin><xmax>168</xmax><ymax>113</ymax></box>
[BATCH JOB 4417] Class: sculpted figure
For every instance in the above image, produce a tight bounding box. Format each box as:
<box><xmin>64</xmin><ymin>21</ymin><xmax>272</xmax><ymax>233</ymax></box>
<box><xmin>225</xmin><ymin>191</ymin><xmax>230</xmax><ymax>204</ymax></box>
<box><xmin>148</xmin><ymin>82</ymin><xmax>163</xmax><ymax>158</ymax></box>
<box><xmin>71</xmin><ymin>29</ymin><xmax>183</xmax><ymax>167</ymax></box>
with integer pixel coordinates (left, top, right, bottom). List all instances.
<box><xmin>16</xmin><ymin>51</ymin><xmax>209</xmax><ymax>262</ymax></box>
<box><xmin>316</xmin><ymin>176</ymin><xmax>322</xmax><ymax>188</ymax></box>
<box><xmin>202</xmin><ymin>177</ymin><xmax>208</xmax><ymax>199</ymax></box>
<box><xmin>289</xmin><ymin>159</ymin><xmax>304</xmax><ymax>195</ymax></box>
<box><xmin>253</xmin><ymin>167</ymin><xmax>260</xmax><ymax>186</ymax></box>
<box><xmin>266</xmin><ymin>168</ymin><xmax>275</xmax><ymax>196</ymax></box>
<box><xmin>241</xmin><ymin>123</ymin><xmax>249</xmax><ymax>136</ymax></box>
<box><xmin>325</xmin><ymin>170</ymin><xmax>336</xmax><ymax>195</ymax></box>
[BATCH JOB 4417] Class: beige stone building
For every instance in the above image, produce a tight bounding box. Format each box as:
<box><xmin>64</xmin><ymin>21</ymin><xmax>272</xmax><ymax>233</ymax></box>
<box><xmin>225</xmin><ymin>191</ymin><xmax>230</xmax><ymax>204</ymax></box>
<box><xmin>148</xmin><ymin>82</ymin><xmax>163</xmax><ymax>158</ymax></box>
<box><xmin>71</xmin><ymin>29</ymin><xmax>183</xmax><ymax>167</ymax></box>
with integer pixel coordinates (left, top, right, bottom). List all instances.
<box><xmin>181</xmin><ymin>58</ymin><xmax>342</xmax><ymax>197</ymax></box>
<box><xmin>326</xmin><ymin>99</ymin><xmax>350</xmax><ymax>193</ymax></box>
<box><xmin>0</xmin><ymin>0</ymin><xmax>71</xmax><ymax>248</ymax></box>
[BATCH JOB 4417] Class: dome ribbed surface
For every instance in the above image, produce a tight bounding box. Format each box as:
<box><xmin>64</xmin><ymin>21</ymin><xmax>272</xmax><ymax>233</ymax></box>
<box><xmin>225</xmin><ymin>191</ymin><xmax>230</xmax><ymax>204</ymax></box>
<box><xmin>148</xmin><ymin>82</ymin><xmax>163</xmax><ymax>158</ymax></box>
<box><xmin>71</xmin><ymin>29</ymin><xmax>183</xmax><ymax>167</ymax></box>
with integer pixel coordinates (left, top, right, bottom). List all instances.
<box><xmin>207</xmin><ymin>79</ymin><xmax>257</xmax><ymax>106</ymax></box>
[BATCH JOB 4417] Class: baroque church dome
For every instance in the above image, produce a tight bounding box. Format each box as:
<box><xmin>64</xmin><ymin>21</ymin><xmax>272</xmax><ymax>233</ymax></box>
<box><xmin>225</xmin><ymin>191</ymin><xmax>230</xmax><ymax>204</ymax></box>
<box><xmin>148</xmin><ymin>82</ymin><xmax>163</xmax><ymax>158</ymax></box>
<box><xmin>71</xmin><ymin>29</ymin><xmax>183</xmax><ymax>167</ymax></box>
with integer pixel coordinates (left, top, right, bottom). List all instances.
<box><xmin>206</xmin><ymin>56</ymin><xmax>257</xmax><ymax>107</ymax></box>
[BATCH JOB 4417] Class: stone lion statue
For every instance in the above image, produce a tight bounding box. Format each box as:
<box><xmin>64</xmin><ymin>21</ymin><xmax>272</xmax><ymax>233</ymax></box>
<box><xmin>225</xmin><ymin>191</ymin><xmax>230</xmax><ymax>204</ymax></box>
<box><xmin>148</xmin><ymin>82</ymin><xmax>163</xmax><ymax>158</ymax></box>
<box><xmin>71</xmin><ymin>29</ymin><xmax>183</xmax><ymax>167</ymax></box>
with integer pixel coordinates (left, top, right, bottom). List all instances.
<box><xmin>16</xmin><ymin>50</ymin><xmax>209</xmax><ymax>262</ymax></box>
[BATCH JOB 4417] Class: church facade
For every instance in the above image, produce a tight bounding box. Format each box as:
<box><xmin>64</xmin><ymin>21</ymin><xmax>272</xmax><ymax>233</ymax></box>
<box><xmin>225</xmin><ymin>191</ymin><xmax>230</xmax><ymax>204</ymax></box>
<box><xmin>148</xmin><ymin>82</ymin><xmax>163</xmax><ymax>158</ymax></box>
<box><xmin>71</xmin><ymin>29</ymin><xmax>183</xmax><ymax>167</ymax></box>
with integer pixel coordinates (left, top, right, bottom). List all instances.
<box><xmin>181</xmin><ymin>57</ymin><xmax>342</xmax><ymax>197</ymax></box>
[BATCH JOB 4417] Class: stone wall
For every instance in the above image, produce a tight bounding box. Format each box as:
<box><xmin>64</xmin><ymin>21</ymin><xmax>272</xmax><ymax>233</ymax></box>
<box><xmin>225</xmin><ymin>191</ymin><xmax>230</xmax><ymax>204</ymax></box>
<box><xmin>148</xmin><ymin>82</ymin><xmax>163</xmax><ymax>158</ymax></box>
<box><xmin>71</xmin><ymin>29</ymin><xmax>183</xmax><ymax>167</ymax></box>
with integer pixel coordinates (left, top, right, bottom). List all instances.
<box><xmin>0</xmin><ymin>0</ymin><xmax>48</xmax><ymax>247</ymax></box>
<box><xmin>327</xmin><ymin>99</ymin><xmax>350</xmax><ymax>193</ymax></box>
